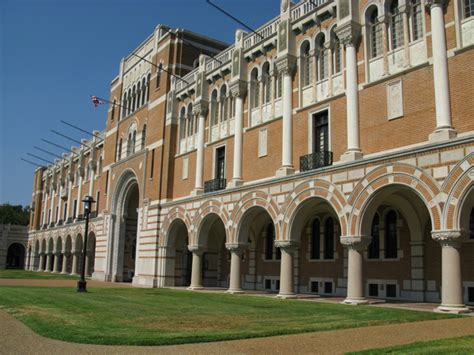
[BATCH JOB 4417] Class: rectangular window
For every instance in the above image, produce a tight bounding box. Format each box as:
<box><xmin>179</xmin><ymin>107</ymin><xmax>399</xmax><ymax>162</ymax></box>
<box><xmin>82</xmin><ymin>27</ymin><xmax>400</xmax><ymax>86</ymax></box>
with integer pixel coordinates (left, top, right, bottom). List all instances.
<box><xmin>105</xmin><ymin>170</ymin><xmax>109</xmax><ymax>194</ymax></box>
<box><xmin>73</xmin><ymin>200</ymin><xmax>77</xmax><ymax>219</ymax></box>
<box><xmin>468</xmin><ymin>287</ymin><xmax>474</xmax><ymax>303</ymax></box>
<box><xmin>311</xmin><ymin>281</ymin><xmax>319</xmax><ymax>293</ymax></box>
<box><xmin>276</xmin><ymin>280</ymin><xmax>280</xmax><ymax>291</ymax></box>
<box><xmin>411</xmin><ymin>0</ymin><xmax>423</xmax><ymax>41</ymax></box>
<box><xmin>369</xmin><ymin>283</ymin><xmax>379</xmax><ymax>297</ymax></box>
<box><xmin>465</xmin><ymin>0</ymin><xmax>473</xmax><ymax>18</ymax></box>
<box><xmin>55</xmin><ymin>206</ymin><xmax>59</xmax><ymax>222</ymax></box>
<box><xmin>96</xmin><ymin>191</ymin><xmax>100</xmax><ymax>215</ymax></box>
<box><xmin>313</xmin><ymin>111</ymin><xmax>329</xmax><ymax>154</ymax></box>
<box><xmin>215</xmin><ymin>146</ymin><xmax>226</xmax><ymax>181</ymax></box>
<box><xmin>63</xmin><ymin>202</ymin><xmax>67</xmax><ymax>221</ymax></box>
<box><xmin>324</xmin><ymin>282</ymin><xmax>333</xmax><ymax>294</ymax></box>
<box><xmin>150</xmin><ymin>149</ymin><xmax>155</xmax><ymax>179</ymax></box>
<box><xmin>386</xmin><ymin>284</ymin><xmax>397</xmax><ymax>298</ymax></box>
<box><xmin>265</xmin><ymin>279</ymin><xmax>272</xmax><ymax>290</ymax></box>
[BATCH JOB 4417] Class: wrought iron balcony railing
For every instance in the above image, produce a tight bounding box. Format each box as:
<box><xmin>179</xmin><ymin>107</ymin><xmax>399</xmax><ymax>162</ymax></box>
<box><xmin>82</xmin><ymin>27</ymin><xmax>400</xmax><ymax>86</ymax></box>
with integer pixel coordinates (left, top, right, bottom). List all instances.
<box><xmin>300</xmin><ymin>151</ymin><xmax>333</xmax><ymax>172</ymax></box>
<box><xmin>204</xmin><ymin>178</ymin><xmax>227</xmax><ymax>193</ymax></box>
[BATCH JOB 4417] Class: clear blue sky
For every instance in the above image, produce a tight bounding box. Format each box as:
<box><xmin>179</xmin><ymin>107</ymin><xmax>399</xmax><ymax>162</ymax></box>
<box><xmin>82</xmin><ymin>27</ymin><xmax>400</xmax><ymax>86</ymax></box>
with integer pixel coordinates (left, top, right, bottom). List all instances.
<box><xmin>0</xmin><ymin>0</ymin><xmax>279</xmax><ymax>206</ymax></box>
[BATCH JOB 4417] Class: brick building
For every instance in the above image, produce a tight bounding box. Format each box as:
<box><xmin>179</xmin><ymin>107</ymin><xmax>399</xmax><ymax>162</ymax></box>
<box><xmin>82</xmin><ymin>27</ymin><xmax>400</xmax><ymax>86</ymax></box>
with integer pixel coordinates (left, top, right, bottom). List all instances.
<box><xmin>27</xmin><ymin>0</ymin><xmax>474</xmax><ymax>313</ymax></box>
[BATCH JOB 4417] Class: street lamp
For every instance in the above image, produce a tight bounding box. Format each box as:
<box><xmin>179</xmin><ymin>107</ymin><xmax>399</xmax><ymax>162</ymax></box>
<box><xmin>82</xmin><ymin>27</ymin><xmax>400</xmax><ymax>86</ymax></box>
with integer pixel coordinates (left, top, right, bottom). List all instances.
<box><xmin>77</xmin><ymin>195</ymin><xmax>95</xmax><ymax>292</ymax></box>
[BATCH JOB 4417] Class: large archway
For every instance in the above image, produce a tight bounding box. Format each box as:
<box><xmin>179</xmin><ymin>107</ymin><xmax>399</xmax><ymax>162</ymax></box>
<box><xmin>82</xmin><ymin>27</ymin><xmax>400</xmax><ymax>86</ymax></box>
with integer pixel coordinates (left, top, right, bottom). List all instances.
<box><xmin>165</xmin><ymin>219</ymin><xmax>192</xmax><ymax>287</ymax></box>
<box><xmin>6</xmin><ymin>243</ymin><xmax>25</xmax><ymax>269</ymax></box>
<box><xmin>457</xmin><ymin>186</ymin><xmax>474</xmax><ymax>306</ymax></box>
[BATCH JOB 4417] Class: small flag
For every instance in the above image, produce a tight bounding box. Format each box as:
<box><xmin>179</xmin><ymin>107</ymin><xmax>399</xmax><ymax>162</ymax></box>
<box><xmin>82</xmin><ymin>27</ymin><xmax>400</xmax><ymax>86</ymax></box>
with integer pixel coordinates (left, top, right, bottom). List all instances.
<box><xmin>91</xmin><ymin>95</ymin><xmax>104</xmax><ymax>107</ymax></box>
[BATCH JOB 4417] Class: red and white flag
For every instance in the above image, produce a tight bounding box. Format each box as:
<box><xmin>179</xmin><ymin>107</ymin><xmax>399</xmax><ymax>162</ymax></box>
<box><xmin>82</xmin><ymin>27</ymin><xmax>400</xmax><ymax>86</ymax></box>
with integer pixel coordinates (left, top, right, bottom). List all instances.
<box><xmin>91</xmin><ymin>95</ymin><xmax>104</xmax><ymax>107</ymax></box>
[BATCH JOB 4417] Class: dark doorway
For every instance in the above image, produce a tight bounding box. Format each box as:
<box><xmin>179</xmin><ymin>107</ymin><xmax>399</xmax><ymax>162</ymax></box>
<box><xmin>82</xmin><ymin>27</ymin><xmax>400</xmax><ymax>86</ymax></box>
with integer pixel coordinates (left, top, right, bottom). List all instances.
<box><xmin>6</xmin><ymin>243</ymin><xmax>25</xmax><ymax>269</ymax></box>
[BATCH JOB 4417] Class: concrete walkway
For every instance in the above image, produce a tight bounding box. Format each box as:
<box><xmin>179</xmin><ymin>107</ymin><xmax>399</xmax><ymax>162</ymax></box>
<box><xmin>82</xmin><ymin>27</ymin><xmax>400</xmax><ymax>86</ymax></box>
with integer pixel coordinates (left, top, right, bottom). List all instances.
<box><xmin>1</xmin><ymin>309</ymin><xmax>474</xmax><ymax>354</ymax></box>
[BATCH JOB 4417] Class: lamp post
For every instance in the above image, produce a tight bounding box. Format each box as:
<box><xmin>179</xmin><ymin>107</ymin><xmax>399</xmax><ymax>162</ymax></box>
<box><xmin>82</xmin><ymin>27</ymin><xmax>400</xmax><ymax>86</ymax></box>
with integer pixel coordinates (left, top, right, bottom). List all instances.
<box><xmin>77</xmin><ymin>195</ymin><xmax>95</xmax><ymax>292</ymax></box>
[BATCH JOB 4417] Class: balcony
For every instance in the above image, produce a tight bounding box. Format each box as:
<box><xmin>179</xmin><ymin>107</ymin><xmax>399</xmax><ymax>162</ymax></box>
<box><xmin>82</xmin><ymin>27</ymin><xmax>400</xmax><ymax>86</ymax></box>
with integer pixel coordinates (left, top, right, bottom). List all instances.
<box><xmin>66</xmin><ymin>217</ymin><xmax>73</xmax><ymax>225</ymax></box>
<box><xmin>204</xmin><ymin>178</ymin><xmax>227</xmax><ymax>193</ymax></box>
<box><xmin>300</xmin><ymin>151</ymin><xmax>333</xmax><ymax>172</ymax></box>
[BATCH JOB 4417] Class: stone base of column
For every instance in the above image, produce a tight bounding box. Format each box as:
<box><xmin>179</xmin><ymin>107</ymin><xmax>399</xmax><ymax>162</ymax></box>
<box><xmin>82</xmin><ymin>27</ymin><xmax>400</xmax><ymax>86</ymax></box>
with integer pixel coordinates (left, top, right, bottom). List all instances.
<box><xmin>435</xmin><ymin>305</ymin><xmax>470</xmax><ymax>314</ymax></box>
<box><xmin>428</xmin><ymin>128</ymin><xmax>457</xmax><ymax>143</ymax></box>
<box><xmin>227</xmin><ymin>179</ymin><xmax>244</xmax><ymax>188</ymax></box>
<box><xmin>342</xmin><ymin>297</ymin><xmax>369</xmax><ymax>305</ymax></box>
<box><xmin>340</xmin><ymin>150</ymin><xmax>363</xmax><ymax>163</ymax></box>
<box><xmin>187</xmin><ymin>286</ymin><xmax>204</xmax><ymax>291</ymax></box>
<box><xmin>191</xmin><ymin>188</ymin><xmax>204</xmax><ymax>196</ymax></box>
<box><xmin>276</xmin><ymin>166</ymin><xmax>295</xmax><ymax>177</ymax></box>
<box><xmin>70</xmin><ymin>273</ymin><xmax>79</xmax><ymax>276</ymax></box>
<box><xmin>226</xmin><ymin>289</ymin><xmax>244</xmax><ymax>294</ymax></box>
<box><xmin>60</xmin><ymin>271</ymin><xmax>68</xmax><ymax>275</ymax></box>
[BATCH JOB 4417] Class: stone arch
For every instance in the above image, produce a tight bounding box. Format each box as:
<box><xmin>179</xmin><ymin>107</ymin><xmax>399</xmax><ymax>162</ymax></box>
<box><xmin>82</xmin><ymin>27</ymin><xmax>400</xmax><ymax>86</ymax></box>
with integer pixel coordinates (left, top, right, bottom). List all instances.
<box><xmin>54</xmin><ymin>237</ymin><xmax>63</xmax><ymax>254</ymax></box>
<box><xmin>348</xmin><ymin>163</ymin><xmax>442</xmax><ymax>236</ymax></box>
<box><xmin>161</xmin><ymin>205</ymin><xmax>193</xmax><ymax>247</ymax></box>
<box><xmin>74</xmin><ymin>234</ymin><xmax>83</xmax><ymax>252</ymax></box>
<box><xmin>281</xmin><ymin>178</ymin><xmax>348</xmax><ymax>241</ymax></box>
<box><xmin>111</xmin><ymin>169</ymin><xmax>140</xmax><ymax>215</ymax></box>
<box><xmin>6</xmin><ymin>243</ymin><xmax>26</xmax><ymax>269</ymax></box>
<box><xmin>190</xmin><ymin>199</ymin><xmax>229</xmax><ymax>246</ymax></box>
<box><xmin>229</xmin><ymin>191</ymin><xmax>280</xmax><ymax>244</ymax></box>
<box><xmin>441</xmin><ymin>153</ymin><xmax>474</xmax><ymax>231</ymax></box>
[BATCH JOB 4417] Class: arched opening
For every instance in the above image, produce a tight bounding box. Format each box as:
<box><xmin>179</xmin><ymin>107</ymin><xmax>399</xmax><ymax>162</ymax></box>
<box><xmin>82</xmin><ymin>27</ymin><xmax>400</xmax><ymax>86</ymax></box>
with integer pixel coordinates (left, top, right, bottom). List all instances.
<box><xmin>73</xmin><ymin>234</ymin><xmax>84</xmax><ymax>275</ymax></box>
<box><xmin>458</xmin><ymin>186</ymin><xmax>474</xmax><ymax>305</ymax></box>
<box><xmin>289</xmin><ymin>197</ymin><xmax>343</xmax><ymax>296</ymax></box>
<box><xmin>359</xmin><ymin>185</ymin><xmax>433</xmax><ymax>302</ymax></box>
<box><xmin>47</xmin><ymin>238</ymin><xmax>54</xmax><ymax>272</ymax></box>
<box><xmin>165</xmin><ymin>219</ymin><xmax>192</xmax><ymax>287</ymax></box>
<box><xmin>237</xmin><ymin>206</ymin><xmax>279</xmax><ymax>292</ymax></box>
<box><xmin>197</xmin><ymin>213</ymin><xmax>228</xmax><ymax>288</ymax></box>
<box><xmin>120</xmin><ymin>183</ymin><xmax>139</xmax><ymax>282</ymax></box>
<box><xmin>63</xmin><ymin>235</ymin><xmax>73</xmax><ymax>274</ymax></box>
<box><xmin>6</xmin><ymin>243</ymin><xmax>25</xmax><ymax>269</ymax></box>
<box><xmin>86</xmin><ymin>232</ymin><xmax>96</xmax><ymax>277</ymax></box>
<box><xmin>33</xmin><ymin>240</ymin><xmax>40</xmax><ymax>270</ymax></box>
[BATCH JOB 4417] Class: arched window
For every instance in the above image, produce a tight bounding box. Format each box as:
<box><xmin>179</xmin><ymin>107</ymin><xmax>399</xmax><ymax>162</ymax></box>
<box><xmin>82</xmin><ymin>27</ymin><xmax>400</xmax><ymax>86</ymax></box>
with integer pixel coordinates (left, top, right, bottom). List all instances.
<box><xmin>385</xmin><ymin>210</ymin><xmax>398</xmax><ymax>258</ymax></box>
<box><xmin>132</xmin><ymin>85</ymin><xmax>137</xmax><ymax>112</ymax></box>
<box><xmin>117</xmin><ymin>139</ymin><xmax>122</xmax><ymax>161</ymax></box>
<box><xmin>324</xmin><ymin>217</ymin><xmax>334</xmax><ymax>259</ymax></box>
<box><xmin>469</xmin><ymin>207</ymin><xmax>474</xmax><ymax>239</ymax></box>
<box><xmin>136</xmin><ymin>84</ymin><xmax>141</xmax><ymax>109</ymax></box>
<box><xmin>311</xmin><ymin>219</ymin><xmax>320</xmax><ymax>259</ymax></box>
<box><xmin>141</xmin><ymin>124</ymin><xmax>147</xmax><ymax>150</ymax></box>
<box><xmin>265</xmin><ymin>223</ymin><xmax>275</xmax><ymax>260</ymax></box>
<box><xmin>250</xmin><ymin>68</ymin><xmax>259</xmax><ymax>110</ymax></box>
<box><xmin>262</xmin><ymin>63</ymin><xmax>272</xmax><ymax>104</ymax></box>
<box><xmin>111</xmin><ymin>99</ymin><xmax>116</xmax><ymax>121</ymax></box>
<box><xmin>179</xmin><ymin>107</ymin><xmax>186</xmax><ymax>140</ymax></box>
<box><xmin>141</xmin><ymin>78</ymin><xmax>147</xmax><ymax>106</ymax></box>
<box><xmin>211</xmin><ymin>90</ymin><xmax>219</xmax><ymax>126</ymax></box>
<box><xmin>156</xmin><ymin>63</ymin><xmax>162</xmax><ymax>89</ymax></box>
<box><xmin>187</xmin><ymin>103</ymin><xmax>194</xmax><ymax>137</ymax></box>
<box><xmin>316</xmin><ymin>34</ymin><xmax>328</xmax><ymax>80</ymax></box>
<box><xmin>332</xmin><ymin>30</ymin><xmax>342</xmax><ymax>74</ymax></box>
<box><xmin>127</xmin><ymin>133</ymin><xmax>132</xmax><ymax>156</ymax></box>
<box><xmin>276</xmin><ymin>70</ymin><xmax>283</xmax><ymax>99</ymax></box>
<box><xmin>390</xmin><ymin>0</ymin><xmax>404</xmax><ymax>50</ymax></box>
<box><xmin>301</xmin><ymin>41</ymin><xmax>312</xmax><ymax>87</ymax></box>
<box><xmin>410</xmin><ymin>0</ymin><xmax>423</xmax><ymax>41</ymax></box>
<box><xmin>146</xmin><ymin>73</ymin><xmax>151</xmax><ymax>101</ymax></box>
<box><xmin>465</xmin><ymin>0</ymin><xmax>474</xmax><ymax>18</ymax></box>
<box><xmin>368</xmin><ymin>7</ymin><xmax>383</xmax><ymax>58</ymax></box>
<box><xmin>368</xmin><ymin>214</ymin><xmax>380</xmax><ymax>259</ymax></box>
<box><xmin>132</xmin><ymin>130</ymin><xmax>136</xmax><ymax>154</ymax></box>
<box><xmin>122</xmin><ymin>93</ymin><xmax>127</xmax><ymax>118</ymax></box>
<box><xmin>220</xmin><ymin>85</ymin><xmax>228</xmax><ymax>122</ymax></box>
<box><xmin>127</xmin><ymin>89</ymin><xmax>132</xmax><ymax>115</ymax></box>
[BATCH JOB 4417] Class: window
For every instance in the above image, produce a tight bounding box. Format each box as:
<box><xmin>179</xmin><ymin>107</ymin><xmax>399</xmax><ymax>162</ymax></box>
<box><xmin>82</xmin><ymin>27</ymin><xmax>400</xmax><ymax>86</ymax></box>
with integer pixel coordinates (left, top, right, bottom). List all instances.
<box><xmin>179</xmin><ymin>107</ymin><xmax>187</xmax><ymax>140</ymax></box>
<box><xmin>63</xmin><ymin>202</ymin><xmax>67</xmax><ymax>221</ymax></box>
<box><xmin>470</xmin><ymin>208</ymin><xmax>474</xmax><ymax>239</ymax></box>
<box><xmin>127</xmin><ymin>89</ymin><xmax>132</xmax><ymax>115</ymax></box>
<box><xmin>250</xmin><ymin>68</ymin><xmax>259</xmax><ymax>109</ymax></box>
<box><xmin>156</xmin><ymin>63</ymin><xmax>162</xmax><ymax>89</ymax></box>
<box><xmin>262</xmin><ymin>63</ymin><xmax>272</xmax><ymax>104</ymax></box>
<box><xmin>111</xmin><ymin>99</ymin><xmax>116</xmax><ymax>121</ymax></box>
<box><xmin>73</xmin><ymin>200</ymin><xmax>77</xmax><ymax>219</ymax></box>
<box><xmin>265</xmin><ymin>279</ymin><xmax>272</xmax><ymax>289</ymax></box>
<box><xmin>313</xmin><ymin>111</ymin><xmax>329</xmax><ymax>155</ymax></box>
<box><xmin>465</xmin><ymin>0</ymin><xmax>474</xmax><ymax>18</ymax></box>
<box><xmin>311</xmin><ymin>219</ymin><xmax>320</xmax><ymax>259</ymax></box>
<box><xmin>211</xmin><ymin>90</ymin><xmax>219</xmax><ymax>125</ymax></box>
<box><xmin>411</xmin><ymin>0</ymin><xmax>423</xmax><ymax>41</ymax></box>
<box><xmin>136</xmin><ymin>84</ymin><xmax>141</xmax><ymax>110</ymax></box>
<box><xmin>324</xmin><ymin>217</ymin><xmax>334</xmax><ymax>259</ymax></box>
<box><xmin>468</xmin><ymin>287</ymin><xmax>474</xmax><ymax>303</ymax></box>
<box><xmin>95</xmin><ymin>191</ymin><xmax>100</xmax><ymax>215</ymax></box>
<box><xmin>368</xmin><ymin>214</ymin><xmax>380</xmax><ymax>259</ymax></box>
<box><xmin>146</xmin><ymin>74</ymin><xmax>151</xmax><ymax>101</ymax></box>
<box><xmin>301</xmin><ymin>41</ymin><xmax>312</xmax><ymax>87</ymax></box>
<box><xmin>141</xmin><ymin>124</ymin><xmax>147</xmax><ymax>150</ymax></box>
<box><xmin>369</xmin><ymin>283</ymin><xmax>379</xmax><ymax>296</ymax></box>
<box><xmin>132</xmin><ymin>85</ymin><xmax>137</xmax><ymax>112</ymax></box>
<box><xmin>105</xmin><ymin>170</ymin><xmax>109</xmax><ymax>194</ymax></box>
<box><xmin>141</xmin><ymin>78</ymin><xmax>147</xmax><ymax>106</ymax></box>
<box><xmin>390</xmin><ymin>0</ymin><xmax>404</xmax><ymax>50</ymax></box>
<box><xmin>55</xmin><ymin>206</ymin><xmax>59</xmax><ymax>222</ymax></box>
<box><xmin>122</xmin><ymin>93</ymin><xmax>127</xmax><ymax>118</ymax></box>
<box><xmin>386</xmin><ymin>284</ymin><xmax>397</xmax><ymax>297</ymax></box>
<box><xmin>316</xmin><ymin>34</ymin><xmax>328</xmax><ymax>80</ymax></box>
<box><xmin>265</xmin><ymin>223</ymin><xmax>275</xmax><ymax>260</ymax></box>
<box><xmin>215</xmin><ymin>146</ymin><xmax>225</xmax><ymax>181</ymax></box>
<box><xmin>311</xmin><ymin>281</ymin><xmax>319</xmax><ymax>293</ymax></box>
<box><xmin>324</xmin><ymin>282</ymin><xmax>333</xmax><ymax>294</ymax></box>
<box><xmin>385</xmin><ymin>210</ymin><xmax>398</xmax><ymax>258</ymax></box>
<box><xmin>332</xmin><ymin>32</ymin><xmax>342</xmax><ymax>74</ymax></box>
<box><xmin>117</xmin><ymin>139</ymin><xmax>122</xmax><ymax>161</ymax></box>
<box><xmin>276</xmin><ymin>70</ymin><xmax>283</xmax><ymax>99</ymax></box>
<box><xmin>369</xmin><ymin>8</ymin><xmax>383</xmax><ymax>58</ymax></box>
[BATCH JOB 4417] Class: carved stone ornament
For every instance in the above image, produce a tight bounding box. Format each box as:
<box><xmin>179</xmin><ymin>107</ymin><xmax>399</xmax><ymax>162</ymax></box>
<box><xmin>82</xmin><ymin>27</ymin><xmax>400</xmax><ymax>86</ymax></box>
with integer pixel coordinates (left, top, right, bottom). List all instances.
<box><xmin>274</xmin><ymin>240</ymin><xmax>299</xmax><ymax>251</ymax></box>
<box><xmin>187</xmin><ymin>244</ymin><xmax>204</xmax><ymax>254</ymax></box>
<box><xmin>225</xmin><ymin>242</ymin><xmax>248</xmax><ymax>255</ymax></box>
<box><xmin>235</xmin><ymin>29</ymin><xmax>244</xmax><ymax>44</ymax></box>
<box><xmin>432</xmin><ymin>230</ymin><xmax>466</xmax><ymax>247</ymax></box>
<box><xmin>275</xmin><ymin>54</ymin><xmax>297</xmax><ymax>76</ymax></box>
<box><xmin>192</xmin><ymin>100</ymin><xmax>209</xmax><ymax>116</ymax></box>
<box><xmin>334</xmin><ymin>22</ymin><xmax>361</xmax><ymax>47</ymax></box>
<box><xmin>340</xmin><ymin>235</ymin><xmax>372</xmax><ymax>250</ymax></box>
<box><xmin>230</xmin><ymin>79</ymin><xmax>247</xmax><ymax>98</ymax></box>
<box><xmin>281</xmin><ymin>0</ymin><xmax>289</xmax><ymax>13</ymax></box>
<box><xmin>425</xmin><ymin>0</ymin><xmax>446</xmax><ymax>9</ymax></box>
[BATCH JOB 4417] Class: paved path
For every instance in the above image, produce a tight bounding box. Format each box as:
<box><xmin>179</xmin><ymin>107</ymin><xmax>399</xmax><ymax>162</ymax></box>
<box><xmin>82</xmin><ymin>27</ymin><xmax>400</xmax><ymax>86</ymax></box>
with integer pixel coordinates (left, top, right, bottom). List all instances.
<box><xmin>1</xmin><ymin>309</ymin><xmax>474</xmax><ymax>354</ymax></box>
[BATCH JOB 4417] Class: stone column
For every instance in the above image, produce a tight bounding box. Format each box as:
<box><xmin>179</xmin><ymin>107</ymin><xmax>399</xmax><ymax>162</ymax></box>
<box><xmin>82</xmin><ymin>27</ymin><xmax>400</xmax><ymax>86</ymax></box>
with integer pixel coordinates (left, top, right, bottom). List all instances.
<box><xmin>275</xmin><ymin>55</ymin><xmax>296</xmax><ymax>177</ymax></box>
<box><xmin>341</xmin><ymin>236</ymin><xmax>372</xmax><ymax>305</ymax></box>
<box><xmin>336</xmin><ymin>24</ymin><xmax>363</xmax><ymax>162</ymax></box>
<box><xmin>226</xmin><ymin>243</ymin><xmax>247</xmax><ymax>294</ymax></box>
<box><xmin>401</xmin><ymin>4</ymin><xmax>411</xmax><ymax>68</ymax></box>
<box><xmin>192</xmin><ymin>103</ymin><xmax>208</xmax><ymax>195</ymax></box>
<box><xmin>45</xmin><ymin>253</ymin><xmax>52</xmax><ymax>272</ymax></box>
<box><xmin>432</xmin><ymin>231</ymin><xmax>470</xmax><ymax>313</ymax></box>
<box><xmin>61</xmin><ymin>252</ymin><xmax>69</xmax><ymax>274</ymax></box>
<box><xmin>38</xmin><ymin>253</ymin><xmax>45</xmax><ymax>271</ymax></box>
<box><xmin>275</xmin><ymin>240</ymin><xmax>298</xmax><ymax>298</ymax></box>
<box><xmin>427</xmin><ymin>0</ymin><xmax>456</xmax><ymax>141</ymax></box>
<box><xmin>71</xmin><ymin>252</ymin><xmax>79</xmax><ymax>275</ymax></box>
<box><xmin>52</xmin><ymin>252</ymin><xmax>60</xmax><ymax>273</ymax></box>
<box><xmin>229</xmin><ymin>81</ymin><xmax>246</xmax><ymax>187</ymax></box>
<box><xmin>188</xmin><ymin>246</ymin><xmax>204</xmax><ymax>290</ymax></box>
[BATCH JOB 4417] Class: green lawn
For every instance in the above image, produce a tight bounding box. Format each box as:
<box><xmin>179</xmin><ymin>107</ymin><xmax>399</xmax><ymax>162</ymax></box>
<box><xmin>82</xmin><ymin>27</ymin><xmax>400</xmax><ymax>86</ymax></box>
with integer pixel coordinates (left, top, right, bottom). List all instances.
<box><xmin>0</xmin><ymin>269</ymin><xmax>79</xmax><ymax>280</ymax></box>
<box><xmin>0</xmin><ymin>286</ymin><xmax>458</xmax><ymax>346</ymax></box>
<box><xmin>350</xmin><ymin>335</ymin><xmax>474</xmax><ymax>354</ymax></box>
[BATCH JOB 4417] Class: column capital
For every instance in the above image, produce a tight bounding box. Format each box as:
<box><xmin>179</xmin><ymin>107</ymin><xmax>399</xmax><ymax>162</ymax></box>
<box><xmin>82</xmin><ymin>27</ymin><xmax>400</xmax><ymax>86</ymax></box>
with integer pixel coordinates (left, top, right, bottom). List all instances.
<box><xmin>230</xmin><ymin>79</ymin><xmax>247</xmax><ymax>98</ymax></box>
<box><xmin>274</xmin><ymin>240</ymin><xmax>299</xmax><ymax>251</ymax></box>
<box><xmin>432</xmin><ymin>230</ymin><xmax>466</xmax><ymax>247</ymax></box>
<box><xmin>275</xmin><ymin>54</ymin><xmax>297</xmax><ymax>76</ymax></box>
<box><xmin>225</xmin><ymin>243</ymin><xmax>248</xmax><ymax>255</ymax></box>
<box><xmin>334</xmin><ymin>21</ymin><xmax>361</xmax><ymax>47</ymax></box>
<box><xmin>187</xmin><ymin>244</ymin><xmax>204</xmax><ymax>255</ymax></box>
<box><xmin>192</xmin><ymin>100</ymin><xmax>209</xmax><ymax>116</ymax></box>
<box><xmin>340</xmin><ymin>235</ymin><xmax>372</xmax><ymax>250</ymax></box>
<box><xmin>425</xmin><ymin>0</ymin><xmax>446</xmax><ymax>10</ymax></box>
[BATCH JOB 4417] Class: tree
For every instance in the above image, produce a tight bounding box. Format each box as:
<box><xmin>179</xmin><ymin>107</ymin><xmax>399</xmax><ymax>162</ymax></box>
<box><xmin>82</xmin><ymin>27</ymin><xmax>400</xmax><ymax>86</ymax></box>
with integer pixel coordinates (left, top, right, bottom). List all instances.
<box><xmin>0</xmin><ymin>204</ymin><xmax>30</xmax><ymax>226</ymax></box>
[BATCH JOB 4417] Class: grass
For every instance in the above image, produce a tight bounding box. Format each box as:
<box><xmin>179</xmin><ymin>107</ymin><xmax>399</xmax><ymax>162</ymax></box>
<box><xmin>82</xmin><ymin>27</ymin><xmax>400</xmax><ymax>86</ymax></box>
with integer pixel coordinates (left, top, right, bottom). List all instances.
<box><xmin>0</xmin><ymin>286</ymin><xmax>458</xmax><ymax>346</ymax></box>
<box><xmin>0</xmin><ymin>269</ymin><xmax>79</xmax><ymax>280</ymax></box>
<box><xmin>350</xmin><ymin>335</ymin><xmax>474</xmax><ymax>354</ymax></box>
